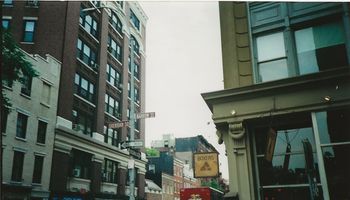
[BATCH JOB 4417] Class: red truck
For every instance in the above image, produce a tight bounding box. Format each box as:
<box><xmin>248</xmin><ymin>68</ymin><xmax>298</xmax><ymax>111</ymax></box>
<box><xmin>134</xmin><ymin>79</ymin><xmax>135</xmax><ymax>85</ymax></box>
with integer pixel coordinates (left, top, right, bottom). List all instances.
<box><xmin>180</xmin><ymin>187</ymin><xmax>224</xmax><ymax>200</ymax></box>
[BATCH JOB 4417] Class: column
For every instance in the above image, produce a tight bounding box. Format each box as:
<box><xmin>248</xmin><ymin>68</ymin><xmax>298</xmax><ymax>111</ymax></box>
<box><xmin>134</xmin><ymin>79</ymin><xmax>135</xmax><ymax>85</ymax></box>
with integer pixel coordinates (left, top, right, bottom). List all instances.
<box><xmin>117</xmin><ymin>164</ymin><xmax>127</xmax><ymax>196</ymax></box>
<box><xmin>90</xmin><ymin>155</ymin><xmax>103</xmax><ymax>194</ymax></box>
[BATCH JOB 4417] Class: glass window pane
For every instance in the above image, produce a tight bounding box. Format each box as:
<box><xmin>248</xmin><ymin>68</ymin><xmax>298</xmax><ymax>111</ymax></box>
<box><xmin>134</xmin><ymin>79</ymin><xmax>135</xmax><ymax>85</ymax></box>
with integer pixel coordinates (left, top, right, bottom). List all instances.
<box><xmin>25</xmin><ymin>21</ymin><xmax>35</xmax><ymax>31</ymax></box>
<box><xmin>322</xmin><ymin>145</ymin><xmax>350</xmax><ymax>199</ymax></box>
<box><xmin>257</xmin><ymin>32</ymin><xmax>285</xmax><ymax>62</ymax></box>
<box><xmin>81</xmin><ymin>78</ymin><xmax>88</xmax><ymax>90</ymax></box>
<box><xmin>259</xmin><ymin>59</ymin><xmax>288</xmax><ymax>82</ymax></box>
<box><xmin>77</xmin><ymin>39</ymin><xmax>82</xmax><ymax>49</ymax></box>
<box><xmin>75</xmin><ymin>73</ymin><xmax>80</xmax><ymax>84</ymax></box>
<box><xmin>83</xmin><ymin>44</ymin><xmax>90</xmax><ymax>56</ymax></box>
<box><xmin>295</xmin><ymin>21</ymin><xmax>348</xmax><ymax>75</ymax></box>
<box><xmin>315</xmin><ymin>109</ymin><xmax>350</xmax><ymax>144</ymax></box>
<box><xmin>89</xmin><ymin>83</ymin><xmax>94</xmax><ymax>94</ymax></box>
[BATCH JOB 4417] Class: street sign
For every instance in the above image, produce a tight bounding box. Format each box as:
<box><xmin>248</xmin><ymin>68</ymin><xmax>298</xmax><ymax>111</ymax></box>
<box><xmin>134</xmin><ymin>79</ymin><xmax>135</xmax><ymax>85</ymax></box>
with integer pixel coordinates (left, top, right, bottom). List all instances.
<box><xmin>121</xmin><ymin>140</ymin><xmax>143</xmax><ymax>149</ymax></box>
<box><xmin>108</xmin><ymin>121</ymin><xmax>129</xmax><ymax>129</ymax></box>
<box><xmin>136</xmin><ymin>112</ymin><xmax>155</xmax><ymax>119</ymax></box>
<box><xmin>193</xmin><ymin>152</ymin><xmax>219</xmax><ymax>178</ymax></box>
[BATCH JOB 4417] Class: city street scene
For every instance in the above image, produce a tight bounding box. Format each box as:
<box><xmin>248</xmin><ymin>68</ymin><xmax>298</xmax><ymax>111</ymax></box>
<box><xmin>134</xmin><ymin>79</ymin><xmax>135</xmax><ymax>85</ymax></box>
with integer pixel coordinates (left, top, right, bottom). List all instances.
<box><xmin>1</xmin><ymin>1</ymin><xmax>350</xmax><ymax>200</ymax></box>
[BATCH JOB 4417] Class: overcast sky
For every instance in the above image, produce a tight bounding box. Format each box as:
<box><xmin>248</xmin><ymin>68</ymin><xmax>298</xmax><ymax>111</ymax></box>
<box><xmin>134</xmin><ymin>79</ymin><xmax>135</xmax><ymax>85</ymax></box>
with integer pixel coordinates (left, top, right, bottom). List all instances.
<box><xmin>140</xmin><ymin>2</ymin><xmax>228</xmax><ymax>179</ymax></box>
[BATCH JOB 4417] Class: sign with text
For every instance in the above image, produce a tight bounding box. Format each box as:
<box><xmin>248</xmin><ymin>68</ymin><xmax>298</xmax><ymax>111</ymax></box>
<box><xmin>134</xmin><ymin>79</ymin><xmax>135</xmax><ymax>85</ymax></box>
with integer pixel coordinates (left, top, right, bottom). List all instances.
<box><xmin>108</xmin><ymin>121</ymin><xmax>129</xmax><ymax>129</ymax></box>
<box><xmin>121</xmin><ymin>140</ymin><xmax>143</xmax><ymax>149</ymax></box>
<box><xmin>193</xmin><ymin>152</ymin><xmax>219</xmax><ymax>178</ymax></box>
<box><xmin>136</xmin><ymin>112</ymin><xmax>155</xmax><ymax>119</ymax></box>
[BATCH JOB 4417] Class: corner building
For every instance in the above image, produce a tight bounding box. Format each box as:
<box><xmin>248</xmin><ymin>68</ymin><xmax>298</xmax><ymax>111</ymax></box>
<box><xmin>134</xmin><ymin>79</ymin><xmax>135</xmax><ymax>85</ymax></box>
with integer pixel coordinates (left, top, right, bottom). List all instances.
<box><xmin>202</xmin><ymin>2</ymin><xmax>350</xmax><ymax>200</ymax></box>
<box><xmin>2</xmin><ymin>1</ymin><xmax>148</xmax><ymax>199</ymax></box>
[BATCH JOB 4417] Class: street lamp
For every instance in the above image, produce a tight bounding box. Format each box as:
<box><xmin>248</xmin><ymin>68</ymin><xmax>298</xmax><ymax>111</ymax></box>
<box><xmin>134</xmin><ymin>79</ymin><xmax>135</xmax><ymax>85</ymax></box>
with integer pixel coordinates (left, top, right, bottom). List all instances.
<box><xmin>81</xmin><ymin>5</ymin><xmax>138</xmax><ymax>200</ymax></box>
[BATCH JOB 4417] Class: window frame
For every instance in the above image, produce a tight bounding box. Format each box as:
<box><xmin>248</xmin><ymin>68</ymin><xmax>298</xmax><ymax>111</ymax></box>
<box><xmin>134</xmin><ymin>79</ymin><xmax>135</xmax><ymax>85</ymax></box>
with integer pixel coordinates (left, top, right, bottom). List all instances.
<box><xmin>16</xmin><ymin>112</ymin><xmax>28</xmax><ymax>139</ymax></box>
<box><xmin>249</xmin><ymin>3</ymin><xmax>350</xmax><ymax>83</ymax></box>
<box><xmin>105</xmin><ymin>93</ymin><xmax>121</xmax><ymax>119</ymax></box>
<box><xmin>36</xmin><ymin>120</ymin><xmax>47</xmax><ymax>144</ymax></box>
<box><xmin>107</xmin><ymin>35</ymin><xmax>122</xmax><ymax>62</ymax></box>
<box><xmin>74</xmin><ymin>73</ymin><xmax>95</xmax><ymax>104</ymax></box>
<box><xmin>77</xmin><ymin>38</ymin><xmax>98</xmax><ymax>69</ymax></box>
<box><xmin>22</xmin><ymin>20</ymin><xmax>36</xmax><ymax>42</ymax></box>
<box><xmin>106</xmin><ymin>63</ymin><xmax>121</xmax><ymax>88</ymax></box>
<box><xmin>32</xmin><ymin>155</ymin><xmax>44</xmax><ymax>184</ymax></box>
<box><xmin>79</xmin><ymin>9</ymin><xmax>99</xmax><ymax>39</ymax></box>
<box><xmin>11</xmin><ymin>151</ymin><xmax>25</xmax><ymax>182</ymax></box>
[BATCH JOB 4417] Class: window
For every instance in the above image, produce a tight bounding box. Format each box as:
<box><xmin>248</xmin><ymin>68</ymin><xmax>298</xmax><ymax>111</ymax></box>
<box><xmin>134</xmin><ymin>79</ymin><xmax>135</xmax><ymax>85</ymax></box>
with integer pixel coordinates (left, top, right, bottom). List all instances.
<box><xmin>117</xmin><ymin>1</ymin><xmax>123</xmax><ymax>8</ymax></box>
<box><xmin>105</xmin><ymin>94</ymin><xmax>120</xmax><ymax>118</ymax></box>
<box><xmin>110</xmin><ymin>12</ymin><xmax>122</xmax><ymax>34</ymax></box>
<box><xmin>21</xmin><ymin>75</ymin><xmax>32</xmax><ymax>96</ymax></box>
<box><xmin>128</xmin><ymin>82</ymin><xmax>131</xmax><ymax>98</ymax></box>
<box><xmin>130</xmin><ymin>35</ymin><xmax>140</xmax><ymax>55</ymax></box>
<box><xmin>104</xmin><ymin>125</ymin><xmax>119</xmax><ymax>147</ymax></box>
<box><xmin>102</xmin><ymin>159</ymin><xmax>118</xmax><ymax>183</ymax></box>
<box><xmin>107</xmin><ymin>35</ymin><xmax>122</xmax><ymax>62</ymax></box>
<box><xmin>32</xmin><ymin>155</ymin><xmax>44</xmax><ymax>183</ymax></box>
<box><xmin>2</xmin><ymin>19</ymin><xmax>10</xmax><ymax>29</ymax></box>
<box><xmin>36</xmin><ymin>120</ymin><xmax>47</xmax><ymax>144</ymax></box>
<box><xmin>26</xmin><ymin>0</ymin><xmax>39</xmax><ymax>7</ymax></box>
<box><xmin>77</xmin><ymin>38</ymin><xmax>98</xmax><ymax>69</ymax></box>
<box><xmin>295</xmin><ymin>21</ymin><xmax>348</xmax><ymax>75</ymax></box>
<box><xmin>79</xmin><ymin>10</ymin><xmax>98</xmax><ymax>38</ymax></box>
<box><xmin>23</xmin><ymin>20</ymin><xmax>36</xmax><ymax>42</ymax></box>
<box><xmin>130</xmin><ymin>10</ymin><xmax>140</xmax><ymax>30</ymax></box>
<box><xmin>1</xmin><ymin>107</ymin><xmax>9</xmax><ymax>133</ymax></box>
<box><xmin>16</xmin><ymin>113</ymin><xmax>28</xmax><ymax>139</ymax></box>
<box><xmin>71</xmin><ymin>149</ymin><xmax>91</xmax><ymax>179</ymax></box>
<box><xmin>106</xmin><ymin>64</ymin><xmax>121</xmax><ymax>88</ymax></box>
<box><xmin>251</xmin><ymin>3</ymin><xmax>349</xmax><ymax>83</ymax></box>
<box><xmin>74</xmin><ymin>73</ymin><xmax>95</xmax><ymax>103</ymax></box>
<box><xmin>11</xmin><ymin>151</ymin><xmax>24</xmax><ymax>182</ymax></box>
<box><xmin>41</xmin><ymin>82</ymin><xmax>51</xmax><ymax>105</ymax></box>
<box><xmin>3</xmin><ymin>0</ymin><xmax>13</xmax><ymax>6</ymax></box>
<box><xmin>256</xmin><ymin>32</ymin><xmax>288</xmax><ymax>82</ymax></box>
<box><xmin>134</xmin><ymin>88</ymin><xmax>139</xmax><ymax>102</ymax></box>
<box><xmin>72</xmin><ymin>109</ymin><xmax>94</xmax><ymax>135</ymax></box>
<box><xmin>314</xmin><ymin>109</ymin><xmax>350</xmax><ymax>199</ymax></box>
<box><xmin>128</xmin><ymin>56</ymin><xmax>139</xmax><ymax>79</ymax></box>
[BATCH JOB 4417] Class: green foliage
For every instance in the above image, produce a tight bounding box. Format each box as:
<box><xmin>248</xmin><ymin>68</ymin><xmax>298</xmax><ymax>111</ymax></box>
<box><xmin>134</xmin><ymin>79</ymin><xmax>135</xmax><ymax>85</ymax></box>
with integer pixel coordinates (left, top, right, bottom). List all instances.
<box><xmin>1</xmin><ymin>29</ymin><xmax>38</xmax><ymax>109</ymax></box>
<box><xmin>201</xmin><ymin>179</ymin><xmax>223</xmax><ymax>191</ymax></box>
<box><xmin>146</xmin><ymin>148</ymin><xmax>160</xmax><ymax>157</ymax></box>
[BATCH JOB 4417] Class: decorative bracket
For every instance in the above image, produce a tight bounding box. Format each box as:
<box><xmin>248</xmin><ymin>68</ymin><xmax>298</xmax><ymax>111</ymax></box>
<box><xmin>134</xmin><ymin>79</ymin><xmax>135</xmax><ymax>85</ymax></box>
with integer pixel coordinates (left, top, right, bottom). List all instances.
<box><xmin>229</xmin><ymin>122</ymin><xmax>245</xmax><ymax>140</ymax></box>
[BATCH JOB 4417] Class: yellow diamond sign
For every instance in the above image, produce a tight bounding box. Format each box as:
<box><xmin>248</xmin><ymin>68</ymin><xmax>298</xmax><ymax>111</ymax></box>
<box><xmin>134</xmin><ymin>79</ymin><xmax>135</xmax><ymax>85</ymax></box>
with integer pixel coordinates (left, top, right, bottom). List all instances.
<box><xmin>193</xmin><ymin>152</ymin><xmax>219</xmax><ymax>178</ymax></box>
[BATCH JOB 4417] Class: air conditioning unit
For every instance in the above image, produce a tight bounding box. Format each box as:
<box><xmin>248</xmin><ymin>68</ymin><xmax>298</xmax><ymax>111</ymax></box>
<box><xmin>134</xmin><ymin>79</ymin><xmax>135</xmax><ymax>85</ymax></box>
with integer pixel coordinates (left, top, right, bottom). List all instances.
<box><xmin>107</xmin><ymin>46</ymin><xmax>112</xmax><ymax>52</ymax></box>
<box><xmin>93</xmin><ymin>63</ymin><xmax>99</xmax><ymax>69</ymax></box>
<box><xmin>73</xmin><ymin>168</ymin><xmax>80</xmax><ymax>177</ymax></box>
<box><xmin>136</xmin><ymin>100</ymin><xmax>140</xmax><ymax>104</ymax></box>
<box><xmin>118</xmin><ymin>83</ymin><xmax>123</xmax><ymax>90</ymax></box>
<box><xmin>27</xmin><ymin>0</ymin><xmax>39</xmax><ymax>7</ymax></box>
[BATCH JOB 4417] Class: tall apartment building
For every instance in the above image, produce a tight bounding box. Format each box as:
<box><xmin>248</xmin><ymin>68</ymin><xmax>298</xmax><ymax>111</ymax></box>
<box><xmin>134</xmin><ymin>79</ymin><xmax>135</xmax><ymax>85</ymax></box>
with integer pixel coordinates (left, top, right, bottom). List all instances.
<box><xmin>202</xmin><ymin>2</ymin><xmax>350</xmax><ymax>200</ymax></box>
<box><xmin>2</xmin><ymin>0</ymin><xmax>148</xmax><ymax>199</ymax></box>
<box><xmin>2</xmin><ymin>52</ymin><xmax>61</xmax><ymax>200</ymax></box>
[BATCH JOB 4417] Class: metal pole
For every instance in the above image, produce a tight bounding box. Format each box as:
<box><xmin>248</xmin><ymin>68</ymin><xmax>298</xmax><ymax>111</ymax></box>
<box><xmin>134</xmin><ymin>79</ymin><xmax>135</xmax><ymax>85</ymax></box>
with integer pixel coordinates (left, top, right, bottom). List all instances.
<box><xmin>129</xmin><ymin>37</ymin><xmax>136</xmax><ymax>200</ymax></box>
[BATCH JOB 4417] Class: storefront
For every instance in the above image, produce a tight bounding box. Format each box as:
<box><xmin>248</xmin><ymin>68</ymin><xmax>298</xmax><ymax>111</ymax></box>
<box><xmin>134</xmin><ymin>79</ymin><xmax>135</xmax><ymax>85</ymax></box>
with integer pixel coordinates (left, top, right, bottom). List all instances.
<box><xmin>250</xmin><ymin>109</ymin><xmax>350</xmax><ymax>199</ymax></box>
<box><xmin>202</xmin><ymin>68</ymin><xmax>350</xmax><ymax>200</ymax></box>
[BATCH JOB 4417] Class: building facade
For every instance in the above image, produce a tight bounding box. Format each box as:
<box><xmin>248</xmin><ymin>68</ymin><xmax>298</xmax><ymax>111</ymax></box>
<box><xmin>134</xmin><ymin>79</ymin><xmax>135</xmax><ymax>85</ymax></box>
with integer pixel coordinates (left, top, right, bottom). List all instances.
<box><xmin>145</xmin><ymin>179</ymin><xmax>162</xmax><ymax>200</ymax></box>
<box><xmin>2</xmin><ymin>52</ymin><xmax>61</xmax><ymax>200</ymax></box>
<box><xmin>2</xmin><ymin>0</ymin><xmax>148</xmax><ymax>199</ymax></box>
<box><xmin>161</xmin><ymin>173</ymin><xmax>175</xmax><ymax>200</ymax></box>
<box><xmin>173</xmin><ymin>157</ymin><xmax>184</xmax><ymax>200</ymax></box>
<box><xmin>202</xmin><ymin>2</ymin><xmax>350</xmax><ymax>200</ymax></box>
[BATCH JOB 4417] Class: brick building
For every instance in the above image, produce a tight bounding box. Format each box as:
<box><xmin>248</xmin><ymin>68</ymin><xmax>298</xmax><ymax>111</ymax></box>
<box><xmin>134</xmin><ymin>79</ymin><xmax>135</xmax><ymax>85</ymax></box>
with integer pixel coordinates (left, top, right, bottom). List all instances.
<box><xmin>2</xmin><ymin>1</ymin><xmax>148</xmax><ymax>199</ymax></box>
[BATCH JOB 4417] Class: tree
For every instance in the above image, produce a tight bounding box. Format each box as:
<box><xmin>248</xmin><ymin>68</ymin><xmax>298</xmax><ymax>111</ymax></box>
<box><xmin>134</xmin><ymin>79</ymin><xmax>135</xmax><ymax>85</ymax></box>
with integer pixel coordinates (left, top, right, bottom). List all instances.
<box><xmin>1</xmin><ymin>29</ymin><xmax>38</xmax><ymax>110</ymax></box>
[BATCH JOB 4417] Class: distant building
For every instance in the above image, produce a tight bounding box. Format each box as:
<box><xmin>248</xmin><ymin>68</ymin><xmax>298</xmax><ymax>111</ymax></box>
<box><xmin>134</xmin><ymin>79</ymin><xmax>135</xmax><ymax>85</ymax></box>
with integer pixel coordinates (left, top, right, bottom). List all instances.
<box><xmin>175</xmin><ymin>135</ymin><xmax>219</xmax><ymax>169</ymax></box>
<box><xmin>2</xmin><ymin>52</ymin><xmax>61</xmax><ymax>199</ymax></box>
<box><xmin>145</xmin><ymin>179</ymin><xmax>162</xmax><ymax>200</ymax></box>
<box><xmin>162</xmin><ymin>172</ymin><xmax>175</xmax><ymax>200</ymax></box>
<box><xmin>173</xmin><ymin>157</ymin><xmax>184</xmax><ymax>200</ymax></box>
<box><xmin>183</xmin><ymin>164</ymin><xmax>200</xmax><ymax>188</ymax></box>
<box><xmin>202</xmin><ymin>2</ymin><xmax>350</xmax><ymax>199</ymax></box>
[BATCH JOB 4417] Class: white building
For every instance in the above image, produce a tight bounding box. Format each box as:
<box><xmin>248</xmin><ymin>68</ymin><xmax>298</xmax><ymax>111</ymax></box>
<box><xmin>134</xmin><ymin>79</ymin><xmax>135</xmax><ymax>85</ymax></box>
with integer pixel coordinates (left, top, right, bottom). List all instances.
<box><xmin>2</xmin><ymin>52</ymin><xmax>61</xmax><ymax>200</ymax></box>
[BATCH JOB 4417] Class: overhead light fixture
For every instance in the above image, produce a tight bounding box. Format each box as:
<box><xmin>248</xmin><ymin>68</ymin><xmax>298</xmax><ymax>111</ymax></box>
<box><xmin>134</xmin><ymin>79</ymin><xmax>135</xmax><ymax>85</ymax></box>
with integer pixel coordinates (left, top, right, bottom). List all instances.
<box><xmin>324</xmin><ymin>96</ymin><xmax>331</xmax><ymax>102</ymax></box>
